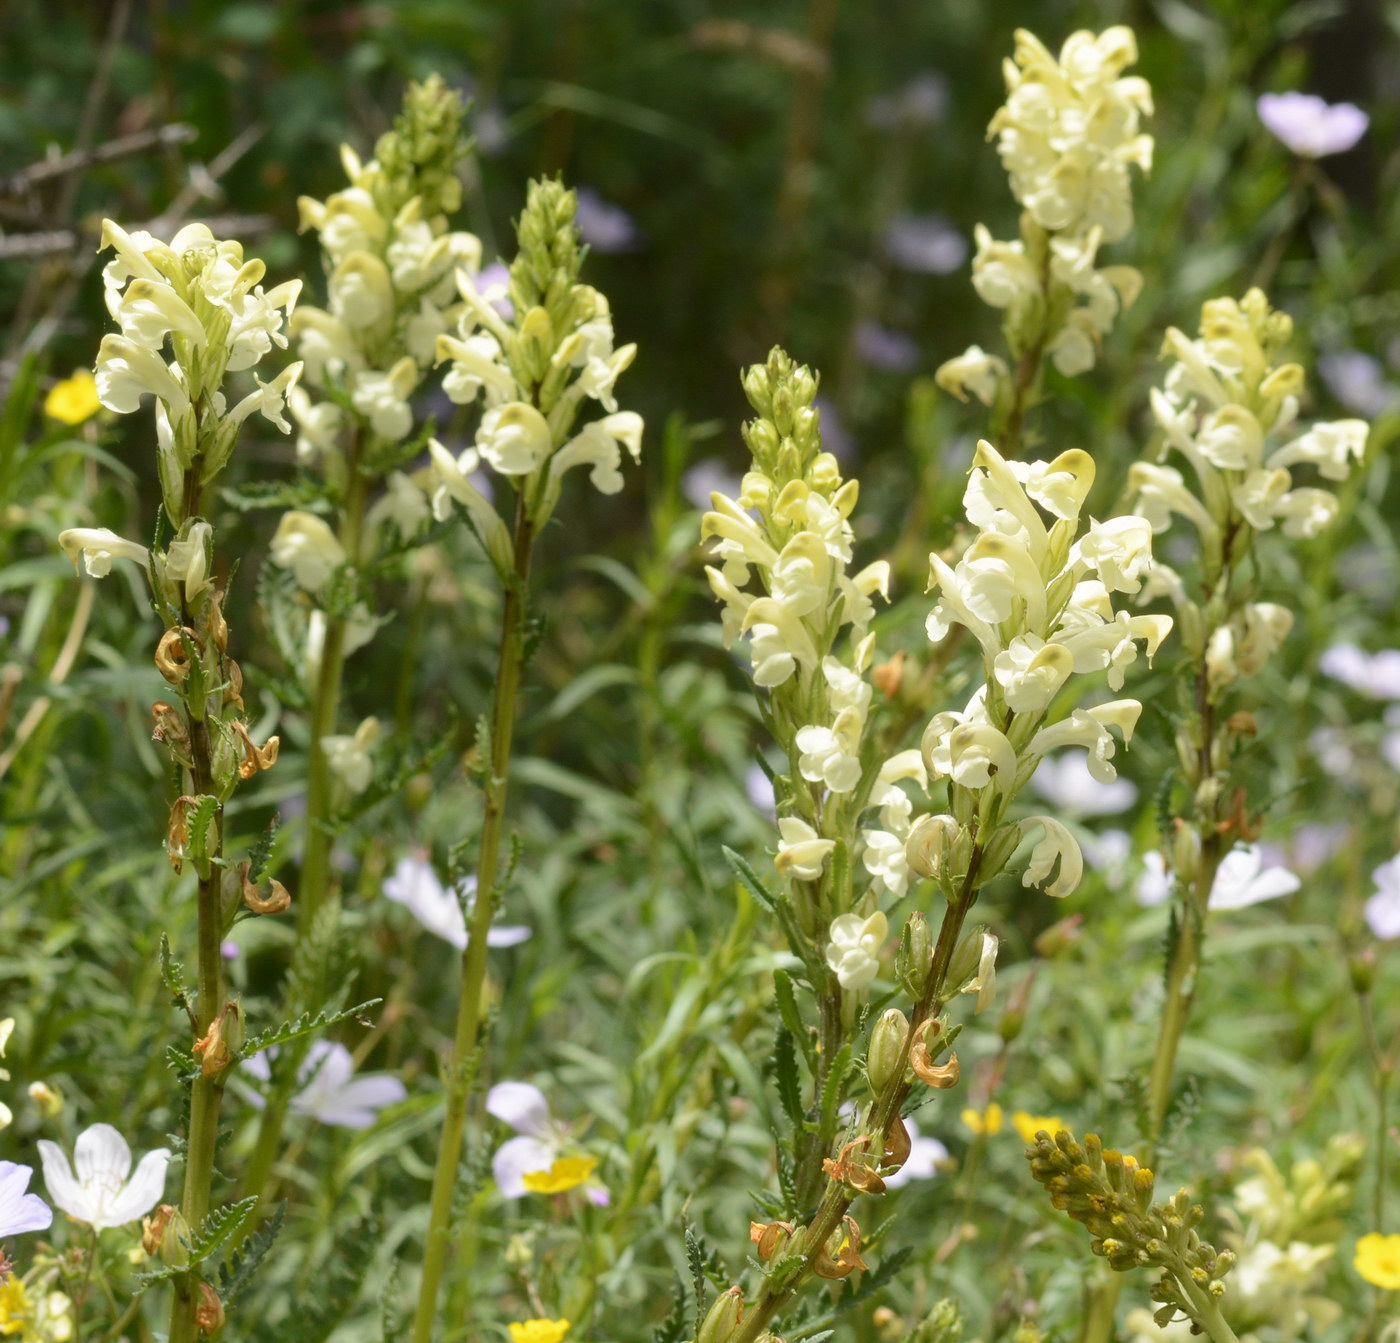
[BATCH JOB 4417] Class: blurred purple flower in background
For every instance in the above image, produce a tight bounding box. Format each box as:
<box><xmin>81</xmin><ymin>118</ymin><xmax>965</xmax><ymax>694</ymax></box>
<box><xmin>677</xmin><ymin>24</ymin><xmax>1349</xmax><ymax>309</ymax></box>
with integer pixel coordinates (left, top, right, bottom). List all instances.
<box><xmin>745</xmin><ymin>763</ymin><xmax>776</xmax><ymax>819</ymax></box>
<box><xmin>865</xmin><ymin>72</ymin><xmax>949</xmax><ymax>130</ymax></box>
<box><xmin>574</xmin><ymin>187</ymin><xmax>642</xmax><ymax>253</ymax></box>
<box><xmin>1320</xmin><ymin>644</ymin><xmax>1400</xmax><ymax>699</ymax></box>
<box><xmin>884</xmin><ymin>213</ymin><xmax>967</xmax><ymax>274</ymax></box>
<box><xmin>681</xmin><ymin>459</ymin><xmax>743</xmax><ymax>510</ymax></box>
<box><xmin>1365</xmin><ymin>855</ymin><xmax>1400</xmax><ymax>939</ymax></box>
<box><xmin>814</xmin><ymin>396</ymin><xmax>856</xmax><ymax>460</ymax></box>
<box><xmin>1257</xmin><ymin>92</ymin><xmax>1368</xmax><ymax>158</ymax></box>
<box><xmin>854</xmin><ymin>321</ymin><xmax>920</xmax><ymax>373</ymax></box>
<box><xmin>473</xmin><ymin>261</ymin><xmax>515</xmax><ymax>321</ymax></box>
<box><xmin>1318</xmin><ymin>352</ymin><xmax>1395</xmax><ymax>417</ymax></box>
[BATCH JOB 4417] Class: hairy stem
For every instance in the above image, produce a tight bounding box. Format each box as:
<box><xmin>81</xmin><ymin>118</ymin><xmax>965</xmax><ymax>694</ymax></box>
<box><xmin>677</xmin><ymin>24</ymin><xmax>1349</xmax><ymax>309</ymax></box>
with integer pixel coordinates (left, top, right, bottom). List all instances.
<box><xmin>411</xmin><ymin>495</ymin><xmax>535</xmax><ymax>1343</ymax></box>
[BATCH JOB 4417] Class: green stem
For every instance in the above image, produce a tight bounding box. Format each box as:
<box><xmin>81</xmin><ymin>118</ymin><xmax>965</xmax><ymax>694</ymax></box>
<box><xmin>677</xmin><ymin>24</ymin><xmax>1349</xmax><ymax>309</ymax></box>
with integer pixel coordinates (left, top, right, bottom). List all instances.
<box><xmin>1358</xmin><ymin>990</ymin><xmax>1391</xmax><ymax>1231</ymax></box>
<box><xmin>411</xmin><ymin>496</ymin><xmax>535</xmax><ymax>1343</ymax></box>
<box><xmin>730</xmin><ymin>850</ymin><xmax>984</xmax><ymax>1343</ymax></box>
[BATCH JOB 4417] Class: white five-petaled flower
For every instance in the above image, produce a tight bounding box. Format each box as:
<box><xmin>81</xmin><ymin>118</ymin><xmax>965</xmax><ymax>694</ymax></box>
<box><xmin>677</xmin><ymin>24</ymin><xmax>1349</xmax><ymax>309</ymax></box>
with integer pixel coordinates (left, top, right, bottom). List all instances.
<box><xmin>486</xmin><ymin>1081</ymin><xmax>608</xmax><ymax>1204</ymax></box>
<box><xmin>241</xmin><ymin>1041</ymin><xmax>406</xmax><ymax>1129</ymax></box>
<box><xmin>38</xmin><ymin>1124</ymin><xmax>169</xmax><ymax>1230</ymax></box>
<box><xmin>1257</xmin><ymin>92</ymin><xmax>1368</xmax><ymax>159</ymax></box>
<box><xmin>824</xmin><ymin>911</ymin><xmax>888</xmax><ymax>990</ymax></box>
<box><xmin>382</xmin><ymin>855</ymin><xmax>531</xmax><ymax>950</ymax></box>
<box><xmin>1365</xmin><ymin>854</ymin><xmax>1400</xmax><ymax>940</ymax></box>
<box><xmin>0</xmin><ymin>1162</ymin><xmax>52</xmax><ymax>1238</ymax></box>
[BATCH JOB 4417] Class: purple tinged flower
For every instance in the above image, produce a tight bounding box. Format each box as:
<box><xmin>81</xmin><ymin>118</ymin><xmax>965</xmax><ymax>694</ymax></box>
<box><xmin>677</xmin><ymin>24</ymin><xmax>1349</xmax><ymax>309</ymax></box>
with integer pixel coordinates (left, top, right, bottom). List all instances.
<box><xmin>854</xmin><ymin>321</ymin><xmax>920</xmax><ymax>373</ymax></box>
<box><xmin>473</xmin><ymin>262</ymin><xmax>515</xmax><ymax>322</ymax></box>
<box><xmin>1318</xmin><ymin>352</ymin><xmax>1395</xmax><ymax>418</ymax></box>
<box><xmin>220</xmin><ymin>940</ymin><xmax>239</xmax><ymax>960</ymax></box>
<box><xmin>473</xmin><ymin>104</ymin><xmax>510</xmax><ymax>157</ymax></box>
<box><xmin>1320</xmin><ymin>644</ymin><xmax>1400</xmax><ymax>700</ymax></box>
<box><xmin>0</xmin><ymin>1162</ymin><xmax>52</xmax><ymax>1238</ymax></box>
<box><xmin>38</xmin><ymin>1124</ymin><xmax>169</xmax><ymax>1230</ymax></box>
<box><xmin>745</xmin><ymin>763</ymin><xmax>776</xmax><ymax>819</ymax></box>
<box><xmin>865</xmin><ymin>72</ymin><xmax>949</xmax><ymax>130</ymax></box>
<box><xmin>814</xmin><ymin>396</ymin><xmax>856</xmax><ymax>461</ymax></box>
<box><xmin>1310</xmin><ymin>726</ymin><xmax>1357</xmax><ymax>780</ymax></box>
<box><xmin>1031</xmin><ymin>754</ymin><xmax>1138</xmax><ymax>818</ymax></box>
<box><xmin>382</xmin><ymin>855</ymin><xmax>531</xmax><ymax>951</ymax></box>
<box><xmin>573</xmin><ymin>188</ymin><xmax>642</xmax><ymax>254</ymax></box>
<box><xmin>241</xmin><ymin>1041</ymin><xmax>406</xmax><ymax>1129</ymax></box>
<box><xmin>487</xmin><ymin>1081</ymin><xmax>608</xmax><ymax>1203</ymax></box>
<box><xmin>1257</xmin><ymin>92</ymin><xmax>1368</xmax><ymax>158</ymax></box>
<box><xmin>681</xmin><ymin>459</ymin><xmax>743</xmax><ymax>511</ymax></box>
<box><xmin>884</xmin><ymin>213</ymin><xmax>967</xmax><ymax>274</ymax></box>
<box><xmin>1365</xmin><ymin>855</ymin><xmax>1400</xmax><ymax>939</ymax></box>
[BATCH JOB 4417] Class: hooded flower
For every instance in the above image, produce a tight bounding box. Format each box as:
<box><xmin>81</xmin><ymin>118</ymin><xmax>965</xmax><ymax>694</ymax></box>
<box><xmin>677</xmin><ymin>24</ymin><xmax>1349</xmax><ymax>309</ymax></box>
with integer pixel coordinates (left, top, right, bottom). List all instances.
<box><xmin>38</xmin><ymin>1124</ymin><xmax>169</xmax><ymax>1231</ymax></box>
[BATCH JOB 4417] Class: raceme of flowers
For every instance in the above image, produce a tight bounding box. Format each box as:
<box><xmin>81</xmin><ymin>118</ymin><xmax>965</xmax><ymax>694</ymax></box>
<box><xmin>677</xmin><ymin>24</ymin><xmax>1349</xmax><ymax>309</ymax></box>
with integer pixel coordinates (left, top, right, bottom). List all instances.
<box><xmin>910</xmin><ymin>439</ymin><xmax>1170</xmax><ymax>903</ymax></box>
<box><xmin>430</xmin><ymin>179</ymin><xmax>643</xmax><ymax>545</ymax></box>
<box><xmin>937</xmin><ymin>26</ymin><xmax>1152</xmax><ymax>404</ymax></box>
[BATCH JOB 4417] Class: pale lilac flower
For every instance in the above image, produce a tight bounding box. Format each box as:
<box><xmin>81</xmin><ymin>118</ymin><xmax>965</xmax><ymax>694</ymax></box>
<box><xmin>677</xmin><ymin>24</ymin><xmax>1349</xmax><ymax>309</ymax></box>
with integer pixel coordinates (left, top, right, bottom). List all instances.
<box><xmin>473</xmin><ymin>261</ymin><xmax>515</xmax><ymax>321</ymax></box>
<box><xmin>1259</xmin><ymin>824</ymin><xmax>1345</xmax><ymax>876</ymax></box>
<box><xmin>382</xmin><ymin>855</ymin><xmax>531</xmax><ymax>950</ymax></box>
<box><xmin>1318</xmin><ymin>352</ymin><xmax>1395</xmax><ymax>418</ymax></box>
<box><xmin>854</xmin><ymin>321</ymin><xmax>919</xmax><ymax>373</ymax></box>
<box><xmin>472</xmin><ymin>104</ymin><xmax>510</xmax><ymax>157</ymax></box>
<box><xmin>574</xmin><ymin>188</ymin><xmax>641</xmax><ymax>254</ymax></box>
<box><xmin>1031</xmin><ymin>753</ymin><xmax>1138</xmax><ymax>818</ymax></box>
<box><xmin>1257</xmin><ymin>92</ymin><xmax>1368</xmax><ymax>158</ymax></box>
<box><xmin>884</xmin><ymin>213</ymin><xmax>968</xmax><ymax>274</ymax></box>
<box><xmin>1320</xmin><ymin>644</ymin><xmax>1400</xmax><ymax>699</ymax></box>
<box><xmin>241</xmin><ymin>1041</ymin><xmax>406</xmax><ymax>1129</ymax></box>
<box><xmin>1365</xmin><ymin>855</ymin><xmax>1400</xmax><ymax>939</ymax></box>
<box><xmin>883</xmin><ymin>1119</ymin><xmax>949</xmax><ymax>1189</ymax></box>
<box><xmin>1208</xmin><ymin>845</ymin><xmax>1301</xmax><ymax>911</ymax></box>
<box><xmin>487</xmin><ymin>1081</ymin><xmax>608</xmax><ymax>1204</ymax></box>
<box><xmin>220</xmin><ymin>939</ymin><xmax>239</xmax><ymax>960</ymax></box>
<box><xmin>865</xmin><ymin>72</ymin><xmax>949</xmax><ymax>129</ymax></box>
<box><xmin>814</xmin><ymin>396</ymin><xmax>856</xmax><ymax>461</ymax></box>
<box><xmin>682</xmin><ymin>459</ymin><xmax>743</xmax><ymax>511</ymax></box>
<box><xmin>1384</xmin><ymin>705</ymin><xmax>1400</xmax><ymax>772</ymax></box>
<box><xmin>0</xmin><ymin>1162</ymin><xmax>52</xmax><ymax>1238</ymax></box>
<box><xmin>38</xmin><ymin>1124</ymin><xmax>169</xmax><ymax>1230</ymax></box>
<box><xmin>1310</xmin><ymin>726</ymin><xmax>1357</xmax><ymax>780</ymax></box>
<box><xmin>746</xmin><ymin>763</ymin><xmax>777</xmax><ymax>818</ymax></box>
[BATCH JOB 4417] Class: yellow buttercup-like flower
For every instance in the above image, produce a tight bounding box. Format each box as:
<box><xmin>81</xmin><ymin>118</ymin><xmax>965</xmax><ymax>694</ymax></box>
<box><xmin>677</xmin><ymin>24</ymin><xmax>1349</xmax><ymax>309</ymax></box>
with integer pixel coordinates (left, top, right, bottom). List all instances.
<box><xmin>1355</xmin><ymin>1232</ymin><xmax>1400</xmax><ymax>1289</ymax></box>
<box><xmin>508</xmin><ymin>1319</ymin><xmax>570</xmax><ymax>1343</ymax></box>
<box><xmin>44</xmin><ymin>372</ymin><xmax>101</xmax><ymax>424</ymax></box>
<box><xmin>1012</xmin><ymin>1111</ymin><xmax>1068</xmax><ymax>1144</ymax></box>
<box><xmin>961</xmin><ymin>1103</ymin><xmax>1003</xmax><ymax>1137</ymax></box>
<box><xmin>520</xmin><ymin>1155</ymin><xmax>597</xmax><ymax>1195</ymax></box>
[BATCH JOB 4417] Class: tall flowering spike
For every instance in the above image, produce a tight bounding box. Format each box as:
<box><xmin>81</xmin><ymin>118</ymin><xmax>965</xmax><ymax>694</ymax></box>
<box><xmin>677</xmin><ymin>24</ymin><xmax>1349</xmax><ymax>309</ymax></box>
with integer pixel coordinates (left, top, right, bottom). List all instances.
<box><xmin>913</xmin><ymin>439</ymin><xmax>1168</xmax><ymax>901</ymax></box>
<box><xmin>431</xmin><ymin>177</ymin><xmax>642</xmax><ymax>537</ymax></box>
<box><xmin>937</xmin><ymin>26</ymin><xmax>1152</xmax><ymax>415</ymax></box>
<box><xmin>91</xmin><ymin>219</ymin><xmax>301</xmax><ymax>525</ymax></box>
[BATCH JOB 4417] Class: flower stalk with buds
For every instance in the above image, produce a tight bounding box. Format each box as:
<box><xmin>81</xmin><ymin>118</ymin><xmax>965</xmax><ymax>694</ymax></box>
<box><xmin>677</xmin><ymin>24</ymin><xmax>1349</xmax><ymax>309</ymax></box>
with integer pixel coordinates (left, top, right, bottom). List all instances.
<box><xmin>936</xmin><ymin>27</ymin><xmax>1152</xmax><ymax>456</ymax></box>
<box><xmin>59</xmin><ymin>219</ymin><xmax>299</xmax><ymax>1343</ymax></box>
<box><xmin>411</xmin><ymin>176</ymin><xmax>640</xmax><ymax>1341</ymax></box>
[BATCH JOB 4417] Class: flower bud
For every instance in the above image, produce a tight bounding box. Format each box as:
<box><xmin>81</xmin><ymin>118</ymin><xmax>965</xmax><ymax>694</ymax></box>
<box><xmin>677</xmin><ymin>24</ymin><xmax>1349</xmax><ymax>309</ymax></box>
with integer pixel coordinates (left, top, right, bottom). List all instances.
<box><xmin>196</xmin><ymin>1281</ymin><xmax>225</xmax><ymax>1334</ymax></box>
<box><xmin>896</xmin><ymin>912</ymin><xmax>934</xmax><ymax>996</ymax></box>
<box><xmin>867</xmin><ymin>1009</ymin><xmax>910</xmax><ymax>1093</ymax></box>
<box><xmin>153</xmin><ymin>1205</ymin><xmax>191</xmax><ymax>1268</ymax></box>
<box><xmin>1170</xmin><ymin>824</ymin><xmax>1200</xmax><ymax>887</ymax></box>
<box><xmin>697</xmin><ymin>1286</ymin><xmax>744</xmax><ymax>1343</ymax></box>
<box><xmin>193</xmin><ymin>1001</ymin><xmax>244</xmax><ymax>1078</ymax></box>
<box><xmin>1350</xmin><ymin>949</ymin><xmax>1377</xmax><ymax>995</ymax></box>
<box><xmin>1034</xmin><ymin>912</ymin><xmax>1083</xmax><ymax>959</ymax></box>
<box><xmin>27</xmin><ymin>1081</ymin><xmax>63</xmax><ymax>1117</ymax></box>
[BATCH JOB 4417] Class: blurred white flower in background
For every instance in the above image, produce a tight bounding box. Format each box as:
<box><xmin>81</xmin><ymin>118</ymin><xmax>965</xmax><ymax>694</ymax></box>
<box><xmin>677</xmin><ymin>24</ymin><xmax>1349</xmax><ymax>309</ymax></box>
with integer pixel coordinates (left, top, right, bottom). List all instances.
<box><xmin>1257</xmin><ymin>92</ymin><xmax>1368</xmax><ymax>158</ymax></box>
<box><xmin>383</xmin><ymin>855</ymin><xmax>531</xmax><ymax>950</ymax></box>
<box><xmin>1136</xmin><ymin>844</ymin><xmax>1300</xmax><ymax>911</ymax></box>
<box><xmin>242</xmin><ymin>1041</ymin><xmax>406</xmax><ymax>1129</ymax></box>
<box><xmin>1030</xmin><ymin>752</ymin><xmax>1138</xmax><ymax>817</ymax></box>
<box><xmin>39</xmin><ymin>1124</ymin><xmax>169</xmax><ymax>1230</ymax></box>
<box><xmin>884</xmin><ymin>213</ymin><xmax>968</xmax><ymax>274</ymax></box>
<box><xmin>883</xmin><ymin>1120</ymin><xmax>949</xmax><ymax>1189</ymax></box>
<box><xmin>1365</xmin><ymin>855</ymin><xmax>1400</xmax><ymax>940</ymax></box>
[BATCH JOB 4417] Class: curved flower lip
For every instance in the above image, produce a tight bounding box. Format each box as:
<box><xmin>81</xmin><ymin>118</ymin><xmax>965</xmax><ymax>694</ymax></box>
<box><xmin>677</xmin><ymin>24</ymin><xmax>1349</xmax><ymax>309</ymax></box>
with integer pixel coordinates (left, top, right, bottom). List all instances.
<box><xmin>38</xmin><ymin>1124</ymin><xmax>169</xmax><ymax>1231</ymax></box>
<box><xmin>1257</xmin><ymin>92</ymin><xmax>1368</xmax><ymax>158</ymax></box>
<box><xmin>0</xmin><ymin>1161</ymin><xmax>52</xmax><ymax>1237</ymax></box>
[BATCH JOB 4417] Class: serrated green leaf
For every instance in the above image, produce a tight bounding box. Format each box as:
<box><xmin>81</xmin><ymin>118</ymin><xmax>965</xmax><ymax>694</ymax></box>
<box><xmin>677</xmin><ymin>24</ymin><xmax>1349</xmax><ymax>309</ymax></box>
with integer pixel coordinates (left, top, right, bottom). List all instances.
<box><xmin>239</xmin><ymin>1000</ymin><xmax>382</xmax><ymax>1060</ymax></box>
<box><xmin>772</xmin><ymin>1026</ymin><xmax>805</xmax><ymax>1130</ymax></box>
<box><xmin>721</xmin><ymin>845</ymin><xmax>777</xmax><ymax>914</ymax></box>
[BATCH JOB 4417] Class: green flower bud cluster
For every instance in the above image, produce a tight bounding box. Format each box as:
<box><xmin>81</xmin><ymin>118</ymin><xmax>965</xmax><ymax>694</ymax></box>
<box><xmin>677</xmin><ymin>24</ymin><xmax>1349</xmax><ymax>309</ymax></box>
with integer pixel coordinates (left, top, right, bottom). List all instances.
<box><xmin>512</xmin><ymin>178</ymin><xmax>584</xmax><ymax>317</ymax></box>
<box><xmin>372</xmin><ymin>74</ymin><xmax>468</xmax><ymax>222</ymax></box>
<box><xmin>909</xmin><ymin>1299</ymin><xmax>964</xmax><ymax>1343</ymax></box>
<box><xmin>1026</xmin><ymin>1129</ymin><xmax>1234</xmax><ymax>1331</ymax></box>
<box><xmin>739</xmin><ymin>348</ymin><xmax>824</xmax><ymax>486</ymax></box>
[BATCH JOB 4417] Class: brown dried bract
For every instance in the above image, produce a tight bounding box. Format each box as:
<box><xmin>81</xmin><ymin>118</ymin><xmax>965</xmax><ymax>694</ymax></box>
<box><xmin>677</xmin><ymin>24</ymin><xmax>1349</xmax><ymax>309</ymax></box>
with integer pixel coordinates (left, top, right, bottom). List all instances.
<box><xmin>822</xmin><ymin>1135</ymin><xmax>885</xmax><ymax>1194</ymax></box>
<box><xmin>909</xmin><ymin>1017</ymin><xmax>960</xmax><ymax>1089</ymax></box>
<box><xmin>882</xmin><ymin>1116</ymin><xmax>912</xmax><ymax>1170</ymax></box>
<box><xmin>812</xmin><ymin>1215</ymin><xmax>869</xmax><ymax>1280</ymax></box>
<box><xmin>196</xmin><ymin>1280</ymin><xmax>225</xmax><ymax>1332</ymax></box>
<box><xmin>748</xmin><ymin>1219</ymin><xmax>794</xmax><ymax>1261</ymax></box>
<box><xmin>166</xmin><ymin>794</ymin><xmax>200</xmax><ymax>873</ymax></box>
<box><xmin>231</xmin><ymin>722</ymin><xmax>279</xmax><ymax>779</ymax></box>
<box><xmin>155</xmin><ymin>626</ymin><xmax>200</xmax><ymax>684</ymax></box>
<box><xmin>239</xmin><ymin>861</ymin><xmax>291</xmax><ymax>915</ymax></box>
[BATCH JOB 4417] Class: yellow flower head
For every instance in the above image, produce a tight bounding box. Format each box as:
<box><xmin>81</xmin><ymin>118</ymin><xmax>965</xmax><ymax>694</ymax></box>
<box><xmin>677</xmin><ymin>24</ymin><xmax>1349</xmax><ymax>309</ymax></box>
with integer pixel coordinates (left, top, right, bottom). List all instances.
<box><xmin>1012</xmin><ymin>1111</ymin><xmax>1068</xmax><ymax>1144</ymax></box>
<box><xmin>520</xmin><ymin>1155</ymin><xmax>597</xmax><ymax>1195</ymax></box>
<box><xmin>1356</xmin><ymin>1232</ymin><xmax>1400</xmax><ymax>1290</ymax></box>
<box><xmin>44</xmin><ymin>372</ymin><xmax>101</xmax><ymax>425</ymax></box>
<box><xmin>508</xmin><ymin>1320</ymin><xmax>570</xmax><ymax>1343</ymax></box>
<box><xmin>0</xmin><ymin>1278</ymin><xmax>34</xmax><ymax>1336</ymax></box>
<box><xmin>961</xmin><ymin>1103</ymin><xmax>1003</xmax><ymax>1137</ymax></box>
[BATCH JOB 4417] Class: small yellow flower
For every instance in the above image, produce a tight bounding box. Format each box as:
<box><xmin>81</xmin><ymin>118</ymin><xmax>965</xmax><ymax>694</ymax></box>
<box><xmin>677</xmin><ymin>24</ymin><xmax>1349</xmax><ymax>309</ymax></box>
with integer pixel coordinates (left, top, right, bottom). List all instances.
<box><xmin>520</xmin><ymin>1155</ymin><xmax>597</xmax><ymax>1195</ymax></box>
<box><xmin>1012</xmin><ymin>1111</ymin><xmax>1068</xmax><ymax>1144</ymax></box>
<box><xmin>508</xmin><ymin>1320</ymin><xmax>570</xmax><ymax>1343</ymax></box>
<box><xmin>1356</xmin><ymin>1232</ymin><xmax>1400</xmax><ymax>1289</ymax></box>
<box><xmin>44</xmin><ymin>372</ymin><xmax>101</xmax><ymax>425</ymax></box>
<box><xmin>0</xmin><ymin>1278</ymin><xmax>34</xmax><ymax>1336</ymax></box>
<box><xmin>960</xmin><ymin>1103</ymin><xmax>1003</xmax><ymax>1137</ymax></box>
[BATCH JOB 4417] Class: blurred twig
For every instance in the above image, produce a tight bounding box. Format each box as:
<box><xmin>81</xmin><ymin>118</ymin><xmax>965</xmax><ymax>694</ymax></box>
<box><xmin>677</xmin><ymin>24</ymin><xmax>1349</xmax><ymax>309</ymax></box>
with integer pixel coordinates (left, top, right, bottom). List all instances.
<box><xmin>0</xmin><ymin>124</ymin><xmax>197</xmax><ymax>199</ymax></box>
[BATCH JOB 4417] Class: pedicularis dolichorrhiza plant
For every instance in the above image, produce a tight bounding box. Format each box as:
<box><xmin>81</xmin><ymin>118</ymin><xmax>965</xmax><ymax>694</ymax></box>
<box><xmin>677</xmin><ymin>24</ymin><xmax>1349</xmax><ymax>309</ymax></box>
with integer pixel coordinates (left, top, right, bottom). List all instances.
<box><xmin>6</xmin><ymin>19</ymin><xmax>1392</xmax><ymax>1343</ymax></box>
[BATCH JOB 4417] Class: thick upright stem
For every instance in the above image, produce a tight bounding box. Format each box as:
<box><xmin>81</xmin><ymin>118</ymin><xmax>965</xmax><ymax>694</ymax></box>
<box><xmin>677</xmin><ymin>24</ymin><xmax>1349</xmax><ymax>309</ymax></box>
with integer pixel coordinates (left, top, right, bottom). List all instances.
<box><xmin>411</xmin><ymin>498</ymin><xmax>535</xmax><ymax>1343</ymax></box>
<box><xmin>169</xmin><ymin>709</ymin><xmax>226</xmax><ymax>1343</ymax></box>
